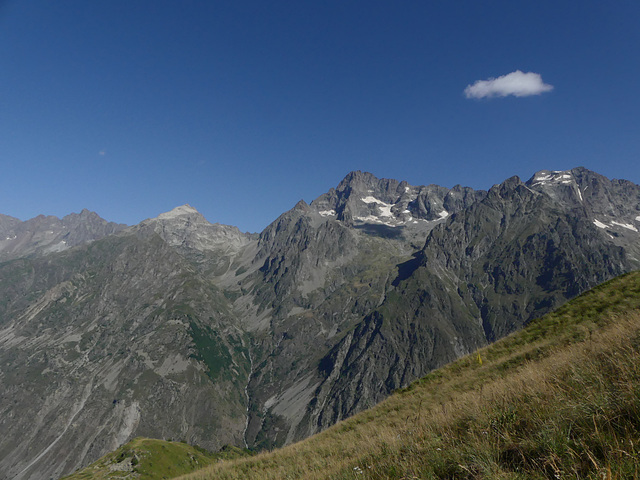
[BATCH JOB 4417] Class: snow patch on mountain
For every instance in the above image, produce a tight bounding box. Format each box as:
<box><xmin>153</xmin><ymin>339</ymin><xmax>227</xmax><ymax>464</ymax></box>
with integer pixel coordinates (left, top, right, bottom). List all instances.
<box><xmin>531</xmin><ymin>170</ymin><xmax>575</xmax><ymax>186</ymax></box>
<box><xmin>534</xmin><ymin>175</ymin><xmax>551</xmax><ymax>184</ymax></box>
<box><xmin>318</xmin><ymin>210</ymin><xmax>336</xmax><ymax>217</ymax></box>
<box><xmin>593</xmin><ymin>219</ymin><xmax>608</xmax><ymax>229</ymax></box>
<box><xmin>612</xmin><ymin>221</ymin><xmax>639</xmax><ymax>232</ymax></box>
<box><xmin>354</xmin><ymin>215</ymin><xmax>397</xmax><ymax>227</ymax></box>
<box><xmin>360</xmin><ymin>196</ymin><xmax>394</xmax><ymax>218</ymax></box>
<box><xmin>378</xmin><ymin>205</ymin><xmax>393</xmax><ymax>217</ymax></box>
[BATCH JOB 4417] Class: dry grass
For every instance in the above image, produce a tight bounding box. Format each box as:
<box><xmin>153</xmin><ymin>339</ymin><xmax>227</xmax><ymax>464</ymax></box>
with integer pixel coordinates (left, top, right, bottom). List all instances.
<box><xmin>176</xmin><ymin>272</ymin><xmax>640</xmax><ymax>480</ymax></box>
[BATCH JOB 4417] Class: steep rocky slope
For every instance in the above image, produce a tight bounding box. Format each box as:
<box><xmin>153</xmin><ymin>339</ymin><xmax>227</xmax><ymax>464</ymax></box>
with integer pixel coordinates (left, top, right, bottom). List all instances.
<box><xmin>0</xmin><ymin>230</ymin><xmax>249</xmax><ymax>480</ymax></box>
<box><xmin>305</xmin><ymin>170</ymin><xmax>636</xmax><ymax>435</ymax></box>
<box><xmin>1</xmin><ymin>167</ymin><xmax>639</xmax><ymax>479</ymax></box>
<box><xmin>68</xmin><ymin>270</ymin><xmax>640</xmax><ymax>480</ymax></box>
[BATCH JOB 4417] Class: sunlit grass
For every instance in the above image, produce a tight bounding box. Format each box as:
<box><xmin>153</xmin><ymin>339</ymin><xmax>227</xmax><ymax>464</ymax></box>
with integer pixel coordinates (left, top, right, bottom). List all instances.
<box><xmin>177</xmin><ymin>271</ymin><xmax>640</xmax><ymax>480</ymax></box>
<box><xmin>62</xmin><ymin>438</ymin><xmax>249</xmax><ymax>480</ymax></box>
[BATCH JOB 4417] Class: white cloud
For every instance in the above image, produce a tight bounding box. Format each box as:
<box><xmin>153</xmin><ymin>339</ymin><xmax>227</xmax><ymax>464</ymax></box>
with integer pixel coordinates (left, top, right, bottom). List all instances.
<box><xmin>464</xmin><ymin>70</ymin><xmax>553</xmax><ymax>99</ymax></box>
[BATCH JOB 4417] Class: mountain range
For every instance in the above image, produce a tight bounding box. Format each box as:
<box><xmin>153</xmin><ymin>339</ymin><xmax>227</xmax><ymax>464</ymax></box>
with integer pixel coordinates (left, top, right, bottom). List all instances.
<box><xmin>1</xmin><ymin>167</ymin><xmax>640</xmax><ymax>479</ymax></box>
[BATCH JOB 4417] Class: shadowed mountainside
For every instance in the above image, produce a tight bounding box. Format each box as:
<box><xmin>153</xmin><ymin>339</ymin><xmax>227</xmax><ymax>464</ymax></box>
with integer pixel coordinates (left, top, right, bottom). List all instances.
<box><xmin>2</xmin><ymin>167</ymin><xmax>640</xmax><ymax>478</ymax></box>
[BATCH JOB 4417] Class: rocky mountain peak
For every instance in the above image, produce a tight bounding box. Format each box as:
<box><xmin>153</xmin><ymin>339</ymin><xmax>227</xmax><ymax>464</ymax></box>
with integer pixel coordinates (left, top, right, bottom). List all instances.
<box><xmin>336</xmin><ymin>170</ymin><xmax>382</xmax><ymax>192</ymax></box>
<box><xmin>523</xmin><ymin>168</ymin><xmax>640</xmax><ymax>244</ymax></box>
<box><xmin>524</xmin><ymin>168</ymin><xmax>587</xmax><ymax>210</ymax></box>
<box><xmin>293</xmin><ymin>199</ymin><xmax>311</xmax><ymax>212</ymax></box>
<box><xmin>155</xmin><ymin>204</ymin><xmax>202</xmax><ymax>221</ymax></box>
<box><xmin>309</xmin><ymin>171</ymin><xmax>485</xmax><ymax>229</ymax></box>
<box><xmin>61</xmin><ymin>208</ymin><xmax>115</xmax><ymax>226</ymax></box>
<box><xmin>0</xmin><ymin>210</ymin><xmax>127</xmax><ymax>261</ymax></box>
<box><xmin>309</xmin><ymin>172</ymin><xmax>403</xmax><ymax>226</ymax></box>
<box><xmin>526</xmin><ymin>167</ymin><xmax>617</xmax><ymax>190</ymax></box>
<box><xmin>141</xmin><ymin>205</ymin><xmax>251</xmax><ymax>256</ymax></box>
<box><xmin>528</xmin><ymin>169</ymin><xmax>575</xmax><ymax>186</ymax></box>
<box><xmin>486</xmin><ymin>175</ymin><xmax>525</xmax><ymax>200</ymax></box>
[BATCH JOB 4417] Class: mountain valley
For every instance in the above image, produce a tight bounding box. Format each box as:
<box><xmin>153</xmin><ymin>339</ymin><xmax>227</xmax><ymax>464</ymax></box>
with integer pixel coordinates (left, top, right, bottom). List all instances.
<box><xmin>1</xmin><ymin>167</ymin><xmax>640</xmax><ymax>479</ymax></box>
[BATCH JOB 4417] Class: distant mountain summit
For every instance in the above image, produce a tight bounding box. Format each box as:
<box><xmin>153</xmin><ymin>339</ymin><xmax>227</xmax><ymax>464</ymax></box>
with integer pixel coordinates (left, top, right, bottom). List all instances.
<box><xmin>1</xmin><ymin>167</ymin><xmax>640</xmax><ymax>479</ymax></box>
<box><xmin>140</xmin><ymin>204</ymin><xmax>252</xmax><ymax>256</ymax></box>
<box><xmin>155</xmin><ymin>204</ymin><xmax>201</xmax><ymax>220</ymax></box>
<box><xmin>0</xmin><ymin>209</ymin><xmax>127</xmax><ymax>261</ymax></box>
<box><xmin>310</xmin><ymin>170</ymin><xmax>485</xmax><ymax>227</ymax></box>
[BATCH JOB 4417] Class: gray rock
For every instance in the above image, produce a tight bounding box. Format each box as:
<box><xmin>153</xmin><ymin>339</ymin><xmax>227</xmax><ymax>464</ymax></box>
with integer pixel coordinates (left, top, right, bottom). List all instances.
<box><xmin>0</xmin><ymin>209</ymin><xmax>127</xmax><ymax>262</ymax></box>
<box><xmin>1</xmin><ymin>168</ymin><xmax>640</xmax><ymax>478</ymax></box>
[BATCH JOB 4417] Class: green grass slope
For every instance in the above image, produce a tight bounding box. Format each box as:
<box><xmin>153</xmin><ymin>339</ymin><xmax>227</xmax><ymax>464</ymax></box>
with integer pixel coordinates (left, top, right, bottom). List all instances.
<box><xmin>177</xmin><ymin>270</ymin><xmax>640</xmax><ymax>479</ymax></box>
<box><xmin>61</xmin><ymin>438</ymin><xmax>249</xmax><ymax>480</ymax></box>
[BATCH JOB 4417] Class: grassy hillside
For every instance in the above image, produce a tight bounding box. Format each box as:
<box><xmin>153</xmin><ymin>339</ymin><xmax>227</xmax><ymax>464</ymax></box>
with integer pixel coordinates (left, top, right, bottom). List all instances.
<box><xmin>61</xmin><ymin>438</ymin><xmax>249</xmax><ymax>480</ymax></box>
<box><xmin>176</xmin><ymin>270</ymin><xmax>640</xmax><ymax>479</ymax></box>
<box><xmin>67</xmin><ymin>271</ymin><xmax>640</xmax><ymax>479</ymax></box>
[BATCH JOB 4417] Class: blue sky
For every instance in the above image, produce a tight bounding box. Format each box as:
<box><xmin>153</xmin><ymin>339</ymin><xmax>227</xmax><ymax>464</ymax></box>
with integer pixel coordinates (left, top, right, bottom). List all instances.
<box><xmin>1</xmin><ymin>1</ymin><xmax>639</xmax><ymax>232</ymax></box>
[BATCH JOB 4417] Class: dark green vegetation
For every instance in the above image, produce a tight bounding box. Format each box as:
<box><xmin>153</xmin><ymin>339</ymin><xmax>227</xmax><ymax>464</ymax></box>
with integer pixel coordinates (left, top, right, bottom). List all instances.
<box><xmin>188</xmin><ymin>321</ymin><xmax>236</xmax><ymax>381</ymax></box>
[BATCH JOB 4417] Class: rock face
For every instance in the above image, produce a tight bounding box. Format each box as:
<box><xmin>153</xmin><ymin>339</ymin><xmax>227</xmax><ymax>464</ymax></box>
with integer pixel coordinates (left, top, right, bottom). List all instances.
<box><xmin>0</xmin><ymin>231</ymin><xmax>249</xmax><ymax>480</ymax></box>
<box><xmin>1</xmin><ymin>167</ymin><xmax>640</xmax><ymax>479</ymax></box>
<box><xmin>0</xmin><ymin>209</ymin><xmax>127</xmax><ymax>262</ymax></box>
<box><xmin>304</xmin><ymin>170</ymin><xmax>635</xmax><ymax>433</ymax></box>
